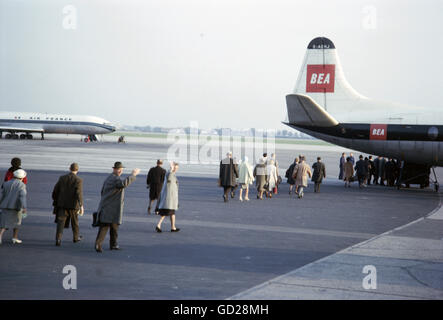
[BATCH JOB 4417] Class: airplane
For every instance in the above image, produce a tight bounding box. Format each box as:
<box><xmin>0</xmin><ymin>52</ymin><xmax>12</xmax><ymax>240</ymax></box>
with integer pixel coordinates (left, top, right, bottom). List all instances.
<box><xmin>0</xmin><ymin>112</ymin><xmax>116</xmax><ymax>142</ymax></box>
<box><xmin>284</xmin><ymin>37</ymin><xmax>442</xmax><ymax>191</ymax></box>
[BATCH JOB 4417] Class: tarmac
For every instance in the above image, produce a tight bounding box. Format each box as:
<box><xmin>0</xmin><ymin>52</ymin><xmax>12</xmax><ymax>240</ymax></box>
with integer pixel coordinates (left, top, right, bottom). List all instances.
<box><xmin>0</xmin><ymin>135</ymin><xmax>442</xmax><ymax>299</ymax></box>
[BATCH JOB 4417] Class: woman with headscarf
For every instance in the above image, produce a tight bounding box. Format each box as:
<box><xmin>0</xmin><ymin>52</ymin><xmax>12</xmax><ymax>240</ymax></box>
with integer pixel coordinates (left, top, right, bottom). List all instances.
<box><xmin>237</xmin><ymin>156</ymin><xmax>254</xmax><ymax>201</ymax></box>
<box><xmin>253</xmin><ymin>158</ymin><xmax>268</xmax><ymax>200</ymax></box>
<box><xmin>156</xmin><ymin>162</ymin><xmax>180</xmax><ymax>233</ymax></box>
<box><xmin>0</xmin><ymin>169</ymin><xmax>27</xmax><ymax>244</ymax></box>
<box><xmin>4</xmin><ymin>157</ymin><xmax>28</xmax><ymax>185</ymax></box>
<box><xmin>266</xmin><ymin>159</ymin><xmax>278</xmax><ymax>198</ymax></box>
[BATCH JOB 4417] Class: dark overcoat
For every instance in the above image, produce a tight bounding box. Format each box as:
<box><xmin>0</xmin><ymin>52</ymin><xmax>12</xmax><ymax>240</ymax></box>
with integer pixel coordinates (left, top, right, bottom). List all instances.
<box><xmin>52</xmin><ymin>173</ymin><xmax>83</xmax><ymax>210</ymax></box>
<box><xmin>311</xmin><ymin>161</ymin><xmax>326</xmax><ymax>183</ymax></box>
<box><xmin>147</xmin><ymin>166</ymin><xmax>166</xmax><ymax>200</ymax></box>
<box><xmin>97</xmin><ymin>173</ymin><xmax>136</xmax><ymax>225</ymax></box>
<box><xmin>219</xmin><ymin>157</ymin><xmax>238</xmax><ymax>187</ymax></box>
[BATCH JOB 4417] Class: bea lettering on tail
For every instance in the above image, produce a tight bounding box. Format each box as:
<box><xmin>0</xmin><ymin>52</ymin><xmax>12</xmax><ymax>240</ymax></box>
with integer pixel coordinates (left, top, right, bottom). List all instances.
<box><xmin>306</xmin><ymin>64</ymin><xmax>335</xmax><ymax>93</ymax></box>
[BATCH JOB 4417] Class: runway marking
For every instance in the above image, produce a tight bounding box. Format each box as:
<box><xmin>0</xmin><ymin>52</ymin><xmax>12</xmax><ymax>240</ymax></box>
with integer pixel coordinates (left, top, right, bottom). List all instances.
<box><xmin>29</xmin><ymin>211</ymin><xmax>375</xmax><ymax>240</ymax></box>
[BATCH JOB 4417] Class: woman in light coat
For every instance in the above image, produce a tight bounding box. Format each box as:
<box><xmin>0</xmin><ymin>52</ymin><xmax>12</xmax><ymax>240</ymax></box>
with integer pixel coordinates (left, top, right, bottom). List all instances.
<box><xmin>266</xmin><ymin>159</ymin><xmax>278</xmax><ymax>198</ymax></box>
<box><xmin>156</xmin><ymin>162</ymin><xmax>180</xmax><ymax>232</ymax></box>
<box><xmin>238</xmin><ymin>156</ymin><xmax>254</xmax><ymax>201</ymax></box>
<box><xmin>343</xmin><ymin>157</ymin><xmax>354</xmax><ymax>188</ymax></box>
<box><xmin>0</xmin><ymin>169</ymin><xmax>27</xmax><ymax>244</ymax></box>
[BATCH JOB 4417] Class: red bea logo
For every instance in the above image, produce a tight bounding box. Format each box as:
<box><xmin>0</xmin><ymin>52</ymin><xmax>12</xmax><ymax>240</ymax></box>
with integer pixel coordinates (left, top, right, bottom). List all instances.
<box><xmin>370</xmin><ymin>124</ymin><xmax>387</xmax><ymax>140</ymax></box>
<box><xmin>306</xmin><ymin>64</ymin><xmax>335</xmax><ymax>93</ymax></box>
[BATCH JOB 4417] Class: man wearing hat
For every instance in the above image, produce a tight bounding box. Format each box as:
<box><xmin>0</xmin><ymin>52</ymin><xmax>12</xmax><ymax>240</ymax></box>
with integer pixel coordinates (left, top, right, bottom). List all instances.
<box><xmin>95</xmin><ymin>162</ymin><xmax>140</xmax><ymax>252</ymax></box>
<box><xmin>52</xmin><ymin>163</ymin><xmax>84</xmax><ymax>246</ymax></box>
<box><xmin>0</xmin><ymin>169</ymin><xmax>27</xmax><ymax>244</ymax></box>
<box><xmin>146</xmin><ymin>159</ymin><xmax>166</xmax><ymax>214</ymax></box>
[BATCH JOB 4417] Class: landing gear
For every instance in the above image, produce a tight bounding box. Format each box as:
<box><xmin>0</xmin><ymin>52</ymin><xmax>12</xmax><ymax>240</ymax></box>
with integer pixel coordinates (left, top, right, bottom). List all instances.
<box><xmin>397</xmin><ymin>162</ymin><xmax>438</xmax><ymax>192</ymax></box>
<box><xmin>2</xmin><ymin>132</ymin><xmax>33</xmax><ymax>140</ymax></box>
<box><xmin>41</xmin><ymin>132</ymin><xmax>44</xmax><ymax>140</ymax></box>
<box><xmin>83</xmin><ymin>134</ymin><xmax>98</xmax><ymax>143</ymax></box>
<box><xmin>431</xmin><ymin>167</ymin><xmax>439</xmax><ymax>192</ymax></box>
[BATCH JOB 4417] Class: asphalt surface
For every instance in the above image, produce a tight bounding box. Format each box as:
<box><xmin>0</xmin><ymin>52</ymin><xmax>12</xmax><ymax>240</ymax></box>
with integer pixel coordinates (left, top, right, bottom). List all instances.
<box><xmin>0</xmin><ymin>168</ymin><xmax>439</xmax><ymax>299</ymax></box>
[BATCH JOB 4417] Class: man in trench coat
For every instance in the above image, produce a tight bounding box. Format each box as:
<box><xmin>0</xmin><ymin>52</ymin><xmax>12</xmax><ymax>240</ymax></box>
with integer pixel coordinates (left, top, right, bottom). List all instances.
<box><xmin>95</xmin><ymin>162</ymin><xmax>140</xmax><ymax>252</ymax></box>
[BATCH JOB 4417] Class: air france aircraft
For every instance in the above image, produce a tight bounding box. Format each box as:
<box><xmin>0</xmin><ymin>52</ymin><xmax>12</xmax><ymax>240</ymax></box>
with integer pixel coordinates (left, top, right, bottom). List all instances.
<box><xmin>284</xmin><ymin>37</ymin><xmax>442</xmax><ymax>190</ymax></box>
<box><xmin>0</xmin><ymin>112</ymin><xmax>116</xmax><ymax>142</ymax></box>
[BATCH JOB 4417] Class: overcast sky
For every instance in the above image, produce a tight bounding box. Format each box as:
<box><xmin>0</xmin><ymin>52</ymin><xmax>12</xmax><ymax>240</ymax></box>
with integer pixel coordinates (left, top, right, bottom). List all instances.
<box><xmin>1</xmin><ymin>0</ymin><xmax>442</xmax><ymax>130</ymax></box>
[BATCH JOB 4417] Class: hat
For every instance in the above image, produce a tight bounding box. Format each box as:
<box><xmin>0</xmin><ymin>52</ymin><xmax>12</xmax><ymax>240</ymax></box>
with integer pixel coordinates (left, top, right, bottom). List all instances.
<box><xmin>13</xmin><ymin>169</ymin><xmax>26</xmax><ymax>179</ymax></box>
<box><xmin>113</xmin><ymin>162</ymin><xmax>125</xmax><ymax>169</ymax></box>
<box><xmin>70</xmin><ymin>163</ymin><xmax>79</xmax><ymax>172</ymax></box>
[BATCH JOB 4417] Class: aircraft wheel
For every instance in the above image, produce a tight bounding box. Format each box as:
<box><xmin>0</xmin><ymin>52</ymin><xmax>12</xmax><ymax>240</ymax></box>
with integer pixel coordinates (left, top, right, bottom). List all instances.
<box><xmin>5</xmin><ymin>134</ymin><xmax>12</xmax><ymax>139</ymax></box>
<box><xmin>12</xmin><ymin>134</ymin><xmax>19</xmax><ymax>139</ymax></box>
<box><xmin>26</xmin><ymin>134</ymin><xmax>33</xmax><ymax>140</ymax></box>
<box><xmin>435</xmin><ymin>183</ymin><xmax>440</xmax><ymax>192</ymax></box>
<box><xmin>20</xmin><ymin>134</ymin><xmax>26</xmax><ymax>139</ymax></box>
<box><xmin>84</xmin><ymin>138</ymin><xmax>89</xmax><ymax>143</ymax></box>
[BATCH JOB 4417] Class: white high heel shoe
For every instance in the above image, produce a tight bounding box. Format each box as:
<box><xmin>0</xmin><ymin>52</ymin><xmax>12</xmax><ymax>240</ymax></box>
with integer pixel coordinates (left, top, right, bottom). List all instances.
<box><xmin>12</xmin><ymin>238</ymin><xmax>22</xmax><ymax>244</ymax></box>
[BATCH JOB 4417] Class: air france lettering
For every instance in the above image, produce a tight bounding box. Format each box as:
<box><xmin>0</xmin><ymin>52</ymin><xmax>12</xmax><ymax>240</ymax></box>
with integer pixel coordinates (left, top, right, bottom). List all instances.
<box><xmin>370</xmin><ymin>124</ymin><xmax>387</xmax><ymax>140</ymax></box>
<box><xmin>306</xmin><ymin>64</ymin><xmax>335</xmax><ymax>92</ymax></box>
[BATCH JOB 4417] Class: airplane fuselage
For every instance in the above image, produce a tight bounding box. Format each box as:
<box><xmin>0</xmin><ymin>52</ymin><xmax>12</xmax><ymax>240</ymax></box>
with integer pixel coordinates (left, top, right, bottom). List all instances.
<box><xmin>0</xmin><ymin>112</ymin><xmax>116</xmax><ymax>137</ymax></box>
<box><xmin>287</xmin><ymin>123</ymin><xmax>443</xmax><ymax>166</ymax></box>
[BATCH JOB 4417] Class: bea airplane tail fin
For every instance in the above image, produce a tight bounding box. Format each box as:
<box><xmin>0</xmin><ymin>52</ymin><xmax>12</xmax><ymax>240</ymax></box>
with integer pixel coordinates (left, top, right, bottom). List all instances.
<box><xmin>287</xmin><ymin>37</ymin><xmax>367</xmax><ymax>125</ymax></box>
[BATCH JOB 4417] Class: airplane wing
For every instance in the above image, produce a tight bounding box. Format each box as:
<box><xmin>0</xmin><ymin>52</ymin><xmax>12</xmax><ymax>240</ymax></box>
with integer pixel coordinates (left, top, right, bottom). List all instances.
<box><xmin>0</xmin><ymin>126</ymin><xmax>44</xmax><ymax>133</ymax></box>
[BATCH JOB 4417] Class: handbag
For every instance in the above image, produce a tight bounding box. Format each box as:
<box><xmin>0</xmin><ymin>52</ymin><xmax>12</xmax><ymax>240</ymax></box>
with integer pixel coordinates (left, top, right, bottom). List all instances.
<box><xmin>92</xmin><ymin>211</ymin><xmax>100</xmax><ymax>227</ymax></box>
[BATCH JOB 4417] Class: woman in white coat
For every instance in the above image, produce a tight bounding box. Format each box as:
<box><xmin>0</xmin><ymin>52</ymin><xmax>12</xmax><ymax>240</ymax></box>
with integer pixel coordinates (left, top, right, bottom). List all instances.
<box><xmin>237</xmin><ymin>156</ymin><xmax>254</xmax><ymax>201</ymax></box>
<box><xmin>0</xmin><ymin>169</ymin><xmax>27</xmax><ymax>244</ymax></box>
<box><xmin>156</xmin><ymin>162</ymin><xmax>180</xmax><ymax>233</ymax></box>
<box><xmin>266</xmin><ymin>159</ymin><xmax>278</xmax><ymax>199</ymax></box>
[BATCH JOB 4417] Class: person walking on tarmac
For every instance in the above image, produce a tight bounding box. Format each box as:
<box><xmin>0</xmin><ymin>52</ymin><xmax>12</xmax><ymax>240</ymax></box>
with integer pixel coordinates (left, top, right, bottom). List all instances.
<box><xmin>311</xmin><ymin>157</ymin><xmax>326</xmax><ymax>193</ymax></box>
<box><xmin>146</xmin><ymin>160</ymin><xmax>166</xmax><ymax>214</ymax></box>
<box><xmin>286</xmin><ymin>158</ymin><xmax>299</xmax><ymax>195</ymax></box>
<box><xmin>237</xmin><ymin>156</ymin><xmax>254</xmax><ymax>201</ymax></box>
<box><xmin>292</xmin><ymin>156</ymin><xmax>312</xmax><ymax>199</ymax></box>
<box><xmin>94</xmin><ymin>162</ymin><xmax>140</xmax><ymax>252</ymax></box>
<box><xmin>355</xmin><ymin>155</ymin><xmax>369</xmax><ymax>188</ymax></box>
<box><xmin>344</xmin><ymin>157</ymin><xmax>354</xmax><ymax>188</ymax></box>
<box><xmin>52</xmin><ymin>163</ymin><xmax>84</xmax><ymax>246</ymax></box>
<box><xmin>219</xmin><ymin>152</ymin><xmax>239</xmax><ymax>203</ymax></box>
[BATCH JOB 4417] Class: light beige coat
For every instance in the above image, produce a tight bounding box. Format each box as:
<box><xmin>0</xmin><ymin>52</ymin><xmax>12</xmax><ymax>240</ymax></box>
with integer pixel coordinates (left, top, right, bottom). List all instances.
<box><xmin>292</xmin><ymin>161</ymin><xmax>312</xmax><ymax>188</ymax></box>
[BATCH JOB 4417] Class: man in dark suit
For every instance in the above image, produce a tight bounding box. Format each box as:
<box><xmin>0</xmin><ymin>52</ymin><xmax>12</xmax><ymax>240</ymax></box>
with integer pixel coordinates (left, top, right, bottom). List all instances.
<box><xmin>52</xmin><ymin>163</ymin><xmax>84</xmax><ymax>246</ymax></box>
<box><xmin>311</xmin><ymin>157</ymin><xmax>326</xmax><ymax>192</ymax></box>
<box><xmin>146</xmin><ymin>159</ymin><xmax>166</xmax><ymax>214</ymax></box>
